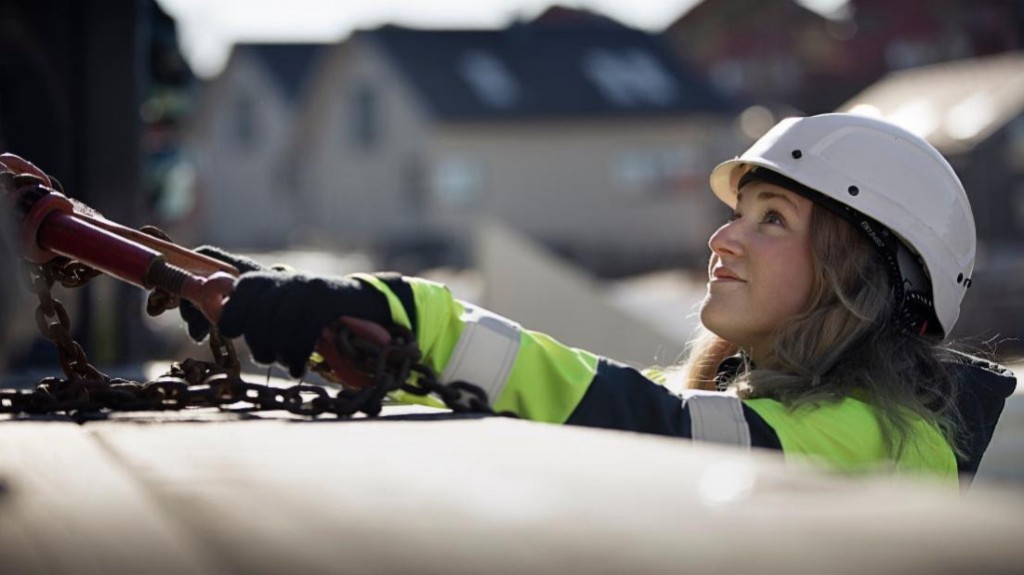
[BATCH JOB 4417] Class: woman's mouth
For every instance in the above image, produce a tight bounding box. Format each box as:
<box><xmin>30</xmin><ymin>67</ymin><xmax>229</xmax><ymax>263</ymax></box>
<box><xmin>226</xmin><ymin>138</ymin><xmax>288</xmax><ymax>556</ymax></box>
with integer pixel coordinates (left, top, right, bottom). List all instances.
<box><xmin>711</xmin><ymin>267</ymin><xmax>744</xmax><ymax>282</ymax></box>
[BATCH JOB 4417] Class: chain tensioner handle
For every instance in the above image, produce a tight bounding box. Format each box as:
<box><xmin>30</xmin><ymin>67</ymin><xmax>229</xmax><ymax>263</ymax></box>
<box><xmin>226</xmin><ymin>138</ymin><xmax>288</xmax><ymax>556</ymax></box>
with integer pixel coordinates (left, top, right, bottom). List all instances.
<box><xmin>9</xmin><ymin>173</ymin><xmax>392</xmax><ymax>391</ymax></box>
<box><xmin>14</xmin><ymin>181</ymin><xmax>235</xmax><ymax>323</ymax></box>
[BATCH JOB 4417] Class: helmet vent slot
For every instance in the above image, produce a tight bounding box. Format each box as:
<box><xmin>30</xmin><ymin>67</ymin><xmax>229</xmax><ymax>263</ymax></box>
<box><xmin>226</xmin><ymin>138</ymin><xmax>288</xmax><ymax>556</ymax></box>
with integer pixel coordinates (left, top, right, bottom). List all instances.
<box><xmin>848</xmin><ymin>185</ymin><xmax>859</xmax><ymax>196</ymax></box>
<box><xmin>791</xmin><ymin>149</ymin><xmax>802</xmax><ymax>159</ymax></box>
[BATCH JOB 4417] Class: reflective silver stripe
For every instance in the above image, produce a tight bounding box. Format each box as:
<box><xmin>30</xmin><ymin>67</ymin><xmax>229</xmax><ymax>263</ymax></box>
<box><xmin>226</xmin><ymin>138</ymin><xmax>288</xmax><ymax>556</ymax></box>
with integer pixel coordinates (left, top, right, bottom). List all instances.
<box><xmin>684</xmin><ymin>391</ymin><xmax>751</xmax><ymax>448</ymax></box>
<box><xmin>440</xmin><ymin>303</ymin><xmax>522</xmax><ymax>406</ymax></box>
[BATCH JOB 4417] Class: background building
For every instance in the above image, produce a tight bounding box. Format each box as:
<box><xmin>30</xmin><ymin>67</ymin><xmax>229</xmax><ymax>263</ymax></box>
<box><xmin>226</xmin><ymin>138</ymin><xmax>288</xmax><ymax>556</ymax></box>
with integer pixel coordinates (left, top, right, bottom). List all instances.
<box><xmin>840</xmin><ymin>52</ymin><xmax>1024</xmax><ymax>347</ymax></box>
<box><xmin>188</xmin><ymin>43</ymin><xmax>327</xmax><ymax>248</ymax></box>
<box><xmin>664</xmin><ymin>0</ymin><xmax>1024</xmax><ymax>117</ymax></box>
<box><xmin>299</xmin><ymin>21</ymin><xmax>738</xmax><ymax>274</ymax></box>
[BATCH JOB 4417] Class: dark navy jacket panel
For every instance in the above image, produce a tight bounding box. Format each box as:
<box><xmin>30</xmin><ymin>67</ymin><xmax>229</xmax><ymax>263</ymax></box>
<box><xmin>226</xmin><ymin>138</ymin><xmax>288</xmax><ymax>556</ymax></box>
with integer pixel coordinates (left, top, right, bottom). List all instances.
<box><xmin>950</xmin><ymin>352</ymin><xmax>1018</xmax><ymax>477</ymax></box>
<box><xmin>565</xmin><ymin>358</ymin><xmax>783</xmax><ymax>450</ymax></box>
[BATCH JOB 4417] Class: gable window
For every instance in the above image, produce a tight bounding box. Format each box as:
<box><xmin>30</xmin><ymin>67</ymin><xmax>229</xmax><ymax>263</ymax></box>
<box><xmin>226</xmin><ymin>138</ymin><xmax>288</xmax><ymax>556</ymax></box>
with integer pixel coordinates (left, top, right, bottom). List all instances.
<box><xmin>235</xmin><ymin>95</ymin><xmax>255</xmax><ymax>148</ymax></box>
<box><xmin>459</xmin><ymin>50</ymin><xmax>520</xmax><ymax>109</ymax></box>
<box><xmin>709</xmin><ymin>60</ymin><xmax>745</xmax><ymax>95</ymax></box>
<box><xmin>1009</xmin><ymin>117</ymin><xmax>1024</xmax><ymax>233</ymax></box>
<box><xmin>431</xmin><ymin>153</ymin><xmax>484</xmax><ymax>207</ymax></box>
<box><xmin>351</xmin><ymin>84</ymin><xmax>379</xmax><ymax>150</ymax></box>
<box><xmin>885</xmin><ymin>40</ymin><xmax>935</xmax><ymax>71</ymax></box>
<box><xmin>1014</xmin><ymin>182</ymin><xmax>1024</xmax><ymax>234</ymax></box>
<box><xmin>1007</xmin><ymin>115</ymin><xmax>1024</xmax><ymax>172</ymax></box>
<box><xmin>613</xmin><ymin>147</ymin><xmax>702</xmax><ymax>196</ymax></box>
<box><xmin>583</xmin><ymin>49</ymin><xmax>679</xmax><ymax>107</ymax></box>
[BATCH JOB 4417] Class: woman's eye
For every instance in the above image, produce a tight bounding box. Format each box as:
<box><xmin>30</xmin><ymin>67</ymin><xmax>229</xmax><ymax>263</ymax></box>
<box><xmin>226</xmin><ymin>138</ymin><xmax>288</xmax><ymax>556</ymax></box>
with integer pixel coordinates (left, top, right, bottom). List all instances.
<box><xmin>762</xmin><ymin>209</ymin><xmax>785</xmax><ymax>225</ymax></box>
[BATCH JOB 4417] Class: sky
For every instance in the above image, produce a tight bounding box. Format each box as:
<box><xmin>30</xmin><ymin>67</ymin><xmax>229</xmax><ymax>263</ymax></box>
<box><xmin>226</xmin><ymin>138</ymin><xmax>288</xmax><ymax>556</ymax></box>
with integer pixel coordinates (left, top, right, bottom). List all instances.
<box><xmin>156</xmin><ymin>0</ymin><xmax>849</xmax><ymax>78</ymax></box>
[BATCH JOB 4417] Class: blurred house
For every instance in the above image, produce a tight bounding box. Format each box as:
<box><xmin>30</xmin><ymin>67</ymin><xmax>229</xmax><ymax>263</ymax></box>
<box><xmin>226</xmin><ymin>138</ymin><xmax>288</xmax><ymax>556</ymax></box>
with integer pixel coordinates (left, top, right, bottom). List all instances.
<box><xmin>840</xmin><ymin>52</ymin><xmax>1024</xmax><ymax>346</ymax></box>
<box><xmin>664</xmin><ymin>0</ymin><xmax>852</xmax><ymax>116</ymax></box>
<box><xmin>188</xmin><ymin>43</ymin><xmax>327</xmax><ymax>248</ymax></box>
<box><xmin>664</xmin><ymin>0</ymin><xmax>1023</xmax><ymax>120</ymax></box>
<box><xmin>838</xmin><ymin>0</ymin><xmax>1021</xmax><ymax>81</ymax></box>
<box><xmin>291</xmin><ymin>19</ymin><xmax>739</xmax><ymax>275</ymax></box>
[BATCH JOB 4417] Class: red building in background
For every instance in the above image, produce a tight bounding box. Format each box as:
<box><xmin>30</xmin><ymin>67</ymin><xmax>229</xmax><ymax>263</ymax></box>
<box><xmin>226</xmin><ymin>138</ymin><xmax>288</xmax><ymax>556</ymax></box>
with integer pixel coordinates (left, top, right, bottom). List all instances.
<box><xmin>664</xmin><ymin>0</ymin><xmax>1023</xmax><ymax>116</ymax></box>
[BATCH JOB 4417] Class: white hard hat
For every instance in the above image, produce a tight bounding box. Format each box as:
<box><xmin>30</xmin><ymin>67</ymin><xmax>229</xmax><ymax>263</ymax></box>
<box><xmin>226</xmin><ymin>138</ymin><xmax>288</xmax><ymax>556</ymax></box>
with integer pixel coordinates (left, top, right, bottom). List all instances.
<box><xmin>709</xmin><ymin>113</ymin><xmax>976</xmax><ymax>339</ymax></box>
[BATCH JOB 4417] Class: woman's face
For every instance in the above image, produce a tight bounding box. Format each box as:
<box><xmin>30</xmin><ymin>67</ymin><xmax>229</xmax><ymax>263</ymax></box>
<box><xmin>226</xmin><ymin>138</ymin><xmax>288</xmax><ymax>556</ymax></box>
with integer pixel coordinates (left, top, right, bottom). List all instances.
<box><xmin>700</xmin><ymin>180</ymin><xmax>816</xmax><ymax>363</ymax></box>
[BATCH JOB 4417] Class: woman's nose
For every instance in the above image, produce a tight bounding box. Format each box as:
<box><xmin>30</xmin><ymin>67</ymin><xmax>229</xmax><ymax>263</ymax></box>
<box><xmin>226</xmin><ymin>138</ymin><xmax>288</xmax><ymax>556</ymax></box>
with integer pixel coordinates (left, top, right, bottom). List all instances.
<box><xmin>708</xmin><ymin>220</ymin><xmax>743</xmax><ymax>257</ymax></box>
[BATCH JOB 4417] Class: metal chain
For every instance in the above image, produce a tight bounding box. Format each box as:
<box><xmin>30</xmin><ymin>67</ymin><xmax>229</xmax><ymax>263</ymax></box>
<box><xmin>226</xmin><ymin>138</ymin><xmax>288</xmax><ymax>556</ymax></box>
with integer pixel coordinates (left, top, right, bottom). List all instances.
<box><xmin>1</xmin><ymin>257</ymin><xmax>508</xmax><ymax>419</ymax></box>
<box><xmin>27</xmin><ymin>263</ymin><xmax>106</xmax><ymax>382</ymax></box>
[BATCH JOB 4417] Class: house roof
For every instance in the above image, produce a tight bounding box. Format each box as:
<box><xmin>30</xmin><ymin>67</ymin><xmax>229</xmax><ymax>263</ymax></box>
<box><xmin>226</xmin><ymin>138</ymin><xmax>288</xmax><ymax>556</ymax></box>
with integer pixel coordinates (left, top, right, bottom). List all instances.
<box><xmin>365</xmin><ymin>23</ymin><xmax>736</xmax><ymax>121</ymax></box>
<box><xmin>839</xmin><ymin>51</ymin><xmax>1024</xmax><ymax>155</ymax></box>
<box><xmin>235</xmin><ymin>43</ymin><xmax>329</xmax><ymax>103</ymax></box>
<box><xmin>668</xmin><ymin>0</ymin><xmax>829</xmax><ymax>32</ymax></box>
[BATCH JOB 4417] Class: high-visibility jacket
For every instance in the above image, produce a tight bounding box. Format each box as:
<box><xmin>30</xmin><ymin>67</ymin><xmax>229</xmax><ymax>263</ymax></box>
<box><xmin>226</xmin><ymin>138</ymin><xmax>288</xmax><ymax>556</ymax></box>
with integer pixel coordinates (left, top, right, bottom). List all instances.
<box><xmin>356</xmin><ymin>274</ymin><xmax>1017</xmax><ymax>487</ymax></box>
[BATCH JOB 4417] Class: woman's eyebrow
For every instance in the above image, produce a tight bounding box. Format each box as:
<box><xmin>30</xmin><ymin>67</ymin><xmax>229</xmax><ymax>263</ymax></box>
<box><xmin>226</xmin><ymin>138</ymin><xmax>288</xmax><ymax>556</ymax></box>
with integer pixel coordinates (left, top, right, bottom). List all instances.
<box><xmin>756</xmin><ymin>190</ymin><xmax>800</xmax><ymax>211</ymax></box>
<box><xmin>736</xmin><ymin>188</ymin><xmax>802</xmax><ymax>212</ymax></box>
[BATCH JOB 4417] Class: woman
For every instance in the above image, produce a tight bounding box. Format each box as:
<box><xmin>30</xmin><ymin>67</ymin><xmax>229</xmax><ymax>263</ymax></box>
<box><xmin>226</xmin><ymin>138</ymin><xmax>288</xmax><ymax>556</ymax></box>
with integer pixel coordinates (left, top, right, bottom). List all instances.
<box><xmin>184</xmin><ymin>114</ymin><xmax>1016</xmax><ymax>486</ymax></box>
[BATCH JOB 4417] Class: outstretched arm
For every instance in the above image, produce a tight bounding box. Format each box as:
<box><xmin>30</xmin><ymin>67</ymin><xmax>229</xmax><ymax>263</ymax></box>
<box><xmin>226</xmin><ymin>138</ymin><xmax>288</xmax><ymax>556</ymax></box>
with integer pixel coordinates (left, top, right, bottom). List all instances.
<box><xmin>204</xmin><ymin>265</ymin><xmax>781</xmax><ymax>448</ymax></box>
<box><xmin>361</xmin><ymin>274</ymin><xmax>782</xmax><ymax>448</ymax></box>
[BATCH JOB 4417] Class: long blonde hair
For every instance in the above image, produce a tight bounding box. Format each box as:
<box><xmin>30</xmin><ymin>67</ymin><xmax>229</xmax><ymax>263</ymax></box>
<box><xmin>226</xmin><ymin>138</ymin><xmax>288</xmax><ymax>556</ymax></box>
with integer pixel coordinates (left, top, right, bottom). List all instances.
<box><xmin>685</xmin><ymin>204</ymin><xmax>962</xmax><ymax>457</ymax></box>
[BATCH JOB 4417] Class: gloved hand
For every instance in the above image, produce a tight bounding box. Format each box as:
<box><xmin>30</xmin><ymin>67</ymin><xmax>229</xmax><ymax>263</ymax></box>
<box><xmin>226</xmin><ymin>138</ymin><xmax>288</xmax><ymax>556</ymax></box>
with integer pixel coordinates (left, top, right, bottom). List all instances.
<box><xmin>179</xmin><ymin>246</ymin><xmax>267</xmax><ymax>341</ymax></box>
<box><xmin>217</xmin><ymin>270</ymin><xmax>392</xmax><ymax>378</ymax></box>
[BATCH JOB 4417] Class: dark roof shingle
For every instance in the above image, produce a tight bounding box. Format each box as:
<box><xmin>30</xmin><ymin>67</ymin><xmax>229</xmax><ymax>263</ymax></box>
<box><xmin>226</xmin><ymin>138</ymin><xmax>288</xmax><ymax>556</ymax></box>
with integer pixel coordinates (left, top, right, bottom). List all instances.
<box><xmin>368</xmin><ymin>24</ymin><xmax>736</xmax><ymax>121</ymax></box>
<box><xmin>240</xmin><ymin>43</ymin><xmax>328</xmax><ymax>103</ymax></box>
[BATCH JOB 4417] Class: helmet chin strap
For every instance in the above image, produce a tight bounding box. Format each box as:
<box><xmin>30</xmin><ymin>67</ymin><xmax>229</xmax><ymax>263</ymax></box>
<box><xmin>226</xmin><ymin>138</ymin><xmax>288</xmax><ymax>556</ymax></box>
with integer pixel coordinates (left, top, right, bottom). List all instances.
<box><xmin>738</xmin><ymin>167</ymin><xmax>941</xmax><ymax>338</ymax></box>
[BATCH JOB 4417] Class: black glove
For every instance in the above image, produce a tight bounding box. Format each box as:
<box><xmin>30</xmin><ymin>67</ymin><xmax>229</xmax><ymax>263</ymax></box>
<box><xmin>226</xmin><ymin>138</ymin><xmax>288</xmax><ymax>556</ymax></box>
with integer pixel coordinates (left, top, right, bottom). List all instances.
<box><xmin>179</xmin><ymin>246</ymin><xmax>267</xmax><ymax>342</ymax></box>
<box><xmin>217</xmin><ymin>270</ymin><xmax>392</xmax><ymax>378</ymax></box>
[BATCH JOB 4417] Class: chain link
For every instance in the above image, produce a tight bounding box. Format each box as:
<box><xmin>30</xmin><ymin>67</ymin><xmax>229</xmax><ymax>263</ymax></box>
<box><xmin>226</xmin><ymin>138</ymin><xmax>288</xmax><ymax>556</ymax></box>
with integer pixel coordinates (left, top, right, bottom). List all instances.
<box><xmin>2</xmin><ymin>255</ymin><xmax>509</xmax><ymax>419</ymax></box>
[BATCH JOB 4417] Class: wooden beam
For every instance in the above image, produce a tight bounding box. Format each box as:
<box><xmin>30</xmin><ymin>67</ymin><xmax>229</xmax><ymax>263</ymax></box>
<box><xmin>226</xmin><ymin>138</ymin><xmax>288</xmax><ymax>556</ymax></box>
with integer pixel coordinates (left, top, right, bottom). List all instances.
<box><xmin>0</xmin><ymin>422</ymin><xmax>218</xmax><ymax>575</ymax></box>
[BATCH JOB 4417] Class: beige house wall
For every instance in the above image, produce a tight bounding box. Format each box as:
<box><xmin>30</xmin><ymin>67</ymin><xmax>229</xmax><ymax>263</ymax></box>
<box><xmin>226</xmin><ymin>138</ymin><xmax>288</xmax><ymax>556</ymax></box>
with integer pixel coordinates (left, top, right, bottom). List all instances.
<box><xmin>296</xmin><ymin>37</ymin><xmax>432</xmax><ymax>250</ymax></box>
<box><xmin>296</xmin><ymin>39</ymin><xmax>737</xmax><ymax>269</ymax></box>
<box><xmin>424</xmin><ymin>117</ymin><xmax>735</xmax><ymax>267</ymax></box>
<box><xmin>190</xmin><ymin>52</ymin><xmax>299</xmax><ymax>249</ymax></box>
